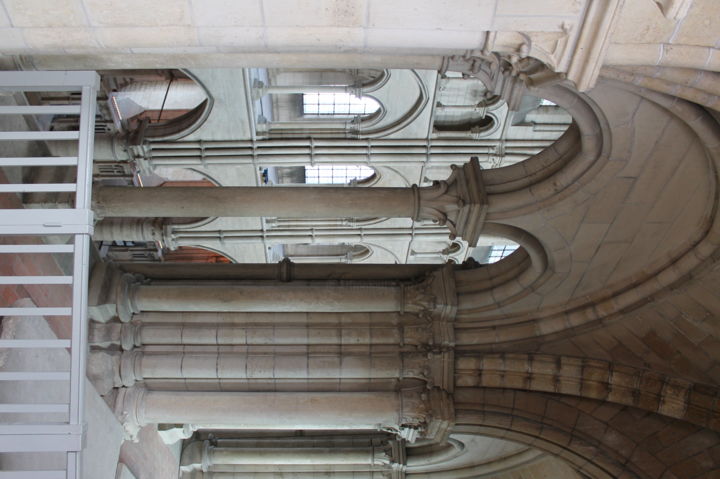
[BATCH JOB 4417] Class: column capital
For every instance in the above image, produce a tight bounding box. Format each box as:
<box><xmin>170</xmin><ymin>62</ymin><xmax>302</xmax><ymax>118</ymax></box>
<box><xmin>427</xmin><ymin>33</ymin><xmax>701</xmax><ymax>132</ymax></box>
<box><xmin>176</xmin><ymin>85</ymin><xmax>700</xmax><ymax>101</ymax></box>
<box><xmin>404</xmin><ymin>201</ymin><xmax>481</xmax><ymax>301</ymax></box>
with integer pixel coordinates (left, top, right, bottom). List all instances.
<box><xmin>402</xmin><ymin>265</ymin><xmax>457</xmax><ymax>344</ymax></box>
<box><xmin>414</xmin><ymin>158</ymin><xmax>487</xmax><ymax>246</ymax></box>
<box><xmin>394</xmin><ymin>388</ymin><xmax>454</xmax><ymax>443</ymax></box>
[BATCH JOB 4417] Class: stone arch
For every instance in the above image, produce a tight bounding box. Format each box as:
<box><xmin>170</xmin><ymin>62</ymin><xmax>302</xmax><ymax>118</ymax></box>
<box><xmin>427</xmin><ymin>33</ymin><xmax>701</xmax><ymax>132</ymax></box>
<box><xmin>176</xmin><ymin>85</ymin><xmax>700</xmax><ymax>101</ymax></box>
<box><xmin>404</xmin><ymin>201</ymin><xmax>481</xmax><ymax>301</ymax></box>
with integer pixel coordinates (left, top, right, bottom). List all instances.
<box><xmin>455</xmin><ymin>223</ymin><xmax>549</xmax><ymax>317</ymax></box>
<box><xmin>107</xmin><ymin>69</ymin><xmax>213</xmax><ymax>142</ymax></box>
<box><xmin>454</xmin><ymin>388</ymin><xmax>720</xmax><ymax>478</ymax></box>
<box><xmin>481</xmin><ymin>83</ymin><xmax>609</xmax><ymax>219</ymax></box>
<box><xmin>454</xmin><ymin>354</ymin><xmax>720</xmax><ymax>432</ymax></box>
<box><xmin>452</xmin><ymin>79</ymin><xmax>720</xmax><ymax>344</ymax></box>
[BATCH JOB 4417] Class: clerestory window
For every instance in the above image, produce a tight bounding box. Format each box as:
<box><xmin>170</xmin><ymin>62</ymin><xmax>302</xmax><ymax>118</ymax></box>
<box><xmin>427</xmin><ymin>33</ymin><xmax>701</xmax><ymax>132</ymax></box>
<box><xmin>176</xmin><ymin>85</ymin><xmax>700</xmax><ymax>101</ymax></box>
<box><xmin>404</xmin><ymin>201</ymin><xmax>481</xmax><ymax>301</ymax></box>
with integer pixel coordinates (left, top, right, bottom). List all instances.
<box><xmin>303</xmin><ymin>92</ymin><xmax>380</xmax><ymax>117</ymax></box>
<box><xmin>304</xmin><ymin>164</ymin><xmax>375</xmax><ymax>185</ymax></box>
<box><xmin>487</xmin><ymin>244</ymin><xmax>519</xmax><ymax>263</ymax></box>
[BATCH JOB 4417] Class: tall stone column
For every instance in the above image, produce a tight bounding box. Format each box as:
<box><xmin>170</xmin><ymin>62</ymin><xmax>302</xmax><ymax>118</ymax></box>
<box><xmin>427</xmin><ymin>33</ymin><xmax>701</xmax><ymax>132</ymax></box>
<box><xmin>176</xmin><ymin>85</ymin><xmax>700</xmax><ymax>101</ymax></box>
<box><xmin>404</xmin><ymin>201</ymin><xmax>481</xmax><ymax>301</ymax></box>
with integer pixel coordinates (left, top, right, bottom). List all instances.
<box><xmin>95</xmin><ymin>349</ymin><xmax>454</xmax><ymax>392</ymax></box>
<box><xmin>92</xmin><ymin>158</ymin><xmax>486</xmax><ymax>246</ymax></box>
<box><xmin>182</xmin><ymin>472</ymin><xmax>381</xmax><ymax>479</ymax></box>
<box><xmin>115</xmin><ymin>386</ymin><xmax>452</xmax><ymax>443</ymax></box>
<box><xmin>89</xmin><ymin>312</ymin><xmax>439</xmax><ymax>350</ymax></box>
<box><xmin>179</xmin><ymin>437</ymin><xmax>399</xmax><ymax>473</ymax></box>
<box><xmin>88</xmin><ymin>262</ymin><xmax>457</xmax><ymax>327</ymax></box>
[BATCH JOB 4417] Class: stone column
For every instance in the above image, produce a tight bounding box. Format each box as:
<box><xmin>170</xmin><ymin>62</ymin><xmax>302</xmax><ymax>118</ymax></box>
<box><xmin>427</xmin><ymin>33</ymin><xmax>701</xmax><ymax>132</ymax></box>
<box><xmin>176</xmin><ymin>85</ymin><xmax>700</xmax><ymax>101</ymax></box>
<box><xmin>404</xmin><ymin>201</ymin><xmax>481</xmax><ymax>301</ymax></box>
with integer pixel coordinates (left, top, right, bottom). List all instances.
<box><xmin>92</xmin><ymin>158</ymin><xmax>486</xmax><ymax>246</ymax></box>
<box><xmin>88</xmin><ymin>262</ymin><xmax>457</xmax><ymax>326</ymax></box>
<box><xmin>115</xmin><ymin>386</ymin><xmax>450</xmax><ymax>442</ymax></box>
<box><xmin>89</xmin><ymin>312</ymin><xmax>435</xmax><ymax>350</ymax></box>
<box><xmin>100</xmin><ymin>350</ymin><xmax>453</xmax><ymax>390</ymax></box>
<box><xmin>92</xmin><ymin>279</ymin><xmax>403</xmax><ymax>322</ymax></box>
<box><xmin>179</xmin><ymin>438</ymin><xmax>395</xmax><ymax>472</ymax></box>
<box><xmin>182</xmin><ymin>472</ymin><xmax>380</xmax><ymax>479</ymax></box>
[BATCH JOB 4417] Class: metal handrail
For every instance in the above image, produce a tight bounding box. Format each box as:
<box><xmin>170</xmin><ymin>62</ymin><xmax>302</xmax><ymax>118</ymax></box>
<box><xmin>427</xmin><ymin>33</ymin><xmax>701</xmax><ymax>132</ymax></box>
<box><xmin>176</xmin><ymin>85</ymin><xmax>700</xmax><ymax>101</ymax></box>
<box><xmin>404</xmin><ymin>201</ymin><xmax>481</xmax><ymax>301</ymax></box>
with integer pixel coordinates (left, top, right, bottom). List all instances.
<box><xmin>0</xmin><ymin>70</ymin><xmax>98</xmax><ymax>479</ymax></box>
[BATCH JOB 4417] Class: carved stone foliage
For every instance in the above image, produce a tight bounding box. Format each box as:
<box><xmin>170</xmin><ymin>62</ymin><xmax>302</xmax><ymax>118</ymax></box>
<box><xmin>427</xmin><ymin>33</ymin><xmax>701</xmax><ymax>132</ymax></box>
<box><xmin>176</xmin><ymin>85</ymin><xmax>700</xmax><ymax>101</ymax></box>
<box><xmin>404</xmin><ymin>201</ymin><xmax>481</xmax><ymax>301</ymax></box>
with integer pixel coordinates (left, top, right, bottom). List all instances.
<box><xmin>413</xmin><ymin>158</ymin><xmax>487</xmax><ymax>247</ymax></box>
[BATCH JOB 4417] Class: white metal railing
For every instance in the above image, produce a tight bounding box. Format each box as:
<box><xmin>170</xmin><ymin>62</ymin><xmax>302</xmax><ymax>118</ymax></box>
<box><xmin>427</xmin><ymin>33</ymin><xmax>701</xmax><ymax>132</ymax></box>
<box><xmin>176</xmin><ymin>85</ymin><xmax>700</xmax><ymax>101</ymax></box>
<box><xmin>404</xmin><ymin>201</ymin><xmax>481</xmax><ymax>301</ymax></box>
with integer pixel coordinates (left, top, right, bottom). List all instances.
<box><xmin>0</xmin><ymin>71</ymin><xmax>98</xmax><ymax>479</ymax></box>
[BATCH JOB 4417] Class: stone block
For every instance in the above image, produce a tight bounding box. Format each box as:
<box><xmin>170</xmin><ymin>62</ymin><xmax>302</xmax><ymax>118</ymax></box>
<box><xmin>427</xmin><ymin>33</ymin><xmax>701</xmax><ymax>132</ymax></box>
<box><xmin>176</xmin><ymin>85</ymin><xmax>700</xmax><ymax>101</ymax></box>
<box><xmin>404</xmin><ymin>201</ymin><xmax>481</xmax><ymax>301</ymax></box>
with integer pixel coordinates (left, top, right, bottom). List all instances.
<box><xmin>265</xmin><ymin>26</ymin><xmax>364</xmax><ymax>50</ymax></box>
<box><xmin>479</xmin><ymin>371</ymin><xmax>504</xmax><ymax>388</ymax></box>
<box><xmin>0</xmin><ymin>28</ymin><xmax>27</xmax><ymax>51</ymax></box>
<box><xmin>83</xmin><ymin>0</ymin><xmax>192</xmax><ymax>26</ymax></box>
<box><xmin>263</xmin><ymin>0</ymin><xmax>366</xmax><ymax>27</ymax></box>
<box><xmin>495</xmin><ymin>0</ymin><xmax>582</xmax><ymax>16</ymax></box>
<box><xmin>217</xmin><ymin>327</ymin><xmax>246</xmax><ymax>345</ymax></box>
<box><xmin>198</xmin><ymin>27</ymin><xmax>265</xmax><ymax>49</ymax></box>
<box><xmin>308</xmin><ymin>327</ymin><xmax>340</xmax><ymax>344</ymax></box>
<box><xmin>22</xmin><ymin>27</ymin><xmax>99</xmax><ymax>50</ymax></box>
<box><xmin>365</xmin><ymin>28</ymin><xmax>483</xmax><ymax>51</ymax></box>
<box><xmin>308</xmin><ymin>355</ymin><xmax>340</xmax><ymax>378</ymax></box>
<box><xmin>247</xmin><ymin>327</ymin><xmax>274</xmax><ymax>344</ymax></box>
<box><xmin>274</xmin><ymin>354</ymin><xmax>306</xmax><ymax>378</ymax></box>
<box><xmin>182</xmin><ymin>354</ymin><xmax>218</xmax><ymax>378</ymax></box>
<box><xmin>191</xmin><ymin>0</ymin><xmax>264</xmax><ymax>26</ymax></box>
<box><xmin>341</xmin><ymin>326</ymin><xmax>370</xmax><ymax>345</ymax></box>
<box><xmin>218</xmin><ymin>354</ymin><xmax>247</xmax><ymax>378</ymax></box>
<box><xmin>0</xmin><ymin>6</ymin><xmax>8</xmax><ymax>27</ymax></box>
<box><xmin>513</xmin><ymin>392</ymin><xmax>547</xmax><ymax>417</ymax></box>
<box><xmin>611</xmin><ymin>0</ymin><xmax>674</xmax><ymax>44</ymax></box>
<box><xmin>246</xmin><ymin>354</ymin><xmax>274</xmax><ymax>378</ymax></box>
<box><xmin>340</xmin><ymin>355</ymin><xmax>371</xmax><ymax>378</ymax></box>
<box><xmin>607</xmin><ymin>367</ymin><xmax>638</xmax><ymax>405</ymax></box>
<box><xmin>672</xmin><ymin>0</ymin><xmax>720</xmax><ymax>47</ymax></box>
<box><xmin>4</xmin><ymin>0</ymin><xmax>88</xmax><ymax>27</ymax></box>
<box><xmin>367</xmin><ymin>0</ymin><xmax>494</xmax><ymax>31</ymax></box>
<box><xmin>96</xmin><ymin>26</ymin><xmax>198</xmax><ymax>49</ymax></box>
<box><xmin>529</xmin><ymin>374</ymin><xmax>556</xmax><ymax>393</ymax></box>
<box><xmin>273</xmin><ymin>327</ymin><xmax>307</xmax><ymax>344</ymax></box>
<box><xmin>492</xmin><ymin>16</ymin><xmax>572</xmax><ymax>32</ymax></box>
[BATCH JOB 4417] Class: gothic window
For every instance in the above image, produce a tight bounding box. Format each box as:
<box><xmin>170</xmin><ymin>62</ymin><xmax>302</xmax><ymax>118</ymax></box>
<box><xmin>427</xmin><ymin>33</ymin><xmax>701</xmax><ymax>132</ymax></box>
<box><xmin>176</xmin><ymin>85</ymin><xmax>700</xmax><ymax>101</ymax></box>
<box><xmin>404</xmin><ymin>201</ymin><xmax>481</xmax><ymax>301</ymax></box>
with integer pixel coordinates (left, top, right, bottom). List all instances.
<box><xmin>487</xmin><ymin>244</ymin><xmax>519</xmax><ymax>263</ymax></box>
<box><xmin>302</xmin><ymin>92</ymin><xmax>380</xmax><ymax>118</ymax></box>
<box><xmin>102</xmin><ymin>69</ymin><xmax>212</xmax><ymax>141</ymax></box>
<box><xmin>271</xmin><ymin>243</ymin><xmax>372</xmax><ymax>263</ymax></box>
<box><xmin>304</xmin><ymin>164</ymin><xmax>375</xmax><ymax>185</ymax></box>
<box><xmin>468</xmin><ymin>242</ymin><xmax>520</xmax><ymax>264</ymax></box>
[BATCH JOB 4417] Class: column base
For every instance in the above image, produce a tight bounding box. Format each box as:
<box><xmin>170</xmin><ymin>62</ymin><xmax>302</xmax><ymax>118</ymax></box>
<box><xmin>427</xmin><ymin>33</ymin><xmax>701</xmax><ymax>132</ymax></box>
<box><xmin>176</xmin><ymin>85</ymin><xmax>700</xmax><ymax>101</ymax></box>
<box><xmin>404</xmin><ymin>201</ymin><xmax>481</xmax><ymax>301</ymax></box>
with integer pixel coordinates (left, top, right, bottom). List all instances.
<box><xmin>114</xmin><ymin>386</ymin><xmax>146</xmax><ymax>440</ymax></box>
<box><xmin>88</xmin><ymin>262</ymin><xmax>140</xmax><ymax>322</ymax></box>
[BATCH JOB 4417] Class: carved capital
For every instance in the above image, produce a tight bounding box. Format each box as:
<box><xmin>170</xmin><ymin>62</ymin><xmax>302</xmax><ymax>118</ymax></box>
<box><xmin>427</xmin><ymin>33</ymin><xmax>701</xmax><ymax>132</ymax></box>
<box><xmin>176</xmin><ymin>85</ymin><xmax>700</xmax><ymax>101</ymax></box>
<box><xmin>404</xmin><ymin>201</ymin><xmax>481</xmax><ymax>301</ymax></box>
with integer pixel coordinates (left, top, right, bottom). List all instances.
<box><xmin>413</xmin><ymin>158</ymin><xmax>487</xmax><ymax>247</ymax></box>
<box><xmin>402</xmin><ymin>265</ymin><xmax>457</xmax><ymax>334</ymax></box>
<box><xmin>395</xmin><ymin>388</ymin><xmax>455</xmax><ymax>444</ymax></box>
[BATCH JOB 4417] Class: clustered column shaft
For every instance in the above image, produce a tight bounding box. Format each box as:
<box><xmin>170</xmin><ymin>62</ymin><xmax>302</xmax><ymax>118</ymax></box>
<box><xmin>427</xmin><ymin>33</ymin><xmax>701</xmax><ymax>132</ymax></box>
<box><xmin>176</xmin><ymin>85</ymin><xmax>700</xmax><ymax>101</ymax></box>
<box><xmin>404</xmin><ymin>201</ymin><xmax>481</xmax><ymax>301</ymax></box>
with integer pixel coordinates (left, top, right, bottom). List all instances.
<box><xmin>88</xmin><ymin>263</ymin><xmax>458</xmax><ymax>445</ymax></box>
<box><xmin>92</xmin><ymin>157</ymin><xmax>487</xmax><ymax>246</ymax></box>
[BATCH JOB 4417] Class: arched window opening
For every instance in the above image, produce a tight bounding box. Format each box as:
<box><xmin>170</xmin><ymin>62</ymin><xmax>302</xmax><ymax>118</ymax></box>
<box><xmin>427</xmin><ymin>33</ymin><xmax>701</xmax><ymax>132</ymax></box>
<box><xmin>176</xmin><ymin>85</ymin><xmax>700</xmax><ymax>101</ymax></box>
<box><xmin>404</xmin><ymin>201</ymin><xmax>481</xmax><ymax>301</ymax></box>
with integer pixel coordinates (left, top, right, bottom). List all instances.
<box><xmin>162</xmin><ymin>246</ymin><xmax>232</xmax><ymax>263</ymax></box>
<box><xmin>102</xmin><ymin>69</ymin><xmax>212</xmax><ymax>141</ymax></box>
<box><xmin>434</xmin><ymin>115</ymin><xmax>495</xmax><ymax>134</ymax></box>
<box><xmin>512</xmin><ymin>94</ymin><xmax>572</xmax><ymax>135</ymax></box>
<box><xmin>303</xmin><ymin>92</ymin><xmax>380</xmax><ymax>118</ymax></box>
<box><xmin>305</xmin><ymin>164</ymin><xmax>375</xmax><ymax>185</ymax></box>
<box><xmin>469</xmin><ymin>241</ymin><xmax>520</xmax><ymax>264</ymax></box>
<box><xmin>261</xmin><ymin>164</ymin><xmax>376</xmax><ymax>186</ymax></box>
<box><xmin>23</xmin><ymin>69</ymin><xmax>210</xmax><ymax>139</ymax></box>
<box><xmin>270</xmin><ymin>243</ymin><xmax>371</xmax><ymax>263</ymax></box>
<box><xmin>431</xmin><ymin>72</ymin><xmax>573</xmax><ymax>170</ymax></box>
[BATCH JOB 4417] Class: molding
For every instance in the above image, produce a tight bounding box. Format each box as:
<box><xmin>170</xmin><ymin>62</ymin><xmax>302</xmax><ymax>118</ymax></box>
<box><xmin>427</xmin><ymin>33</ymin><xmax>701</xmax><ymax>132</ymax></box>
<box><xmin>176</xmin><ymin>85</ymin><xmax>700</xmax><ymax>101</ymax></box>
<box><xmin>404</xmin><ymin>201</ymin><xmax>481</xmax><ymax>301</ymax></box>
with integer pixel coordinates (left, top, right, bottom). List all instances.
<box><xmin>654</xmin><ymin>0</ymin><xmax>692</xmax><ymax>20</ymax></box>
<box><xmin>565</xmin><ymin>0</ymin><xmax>626</xmax><ymax>91</ymax></box>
